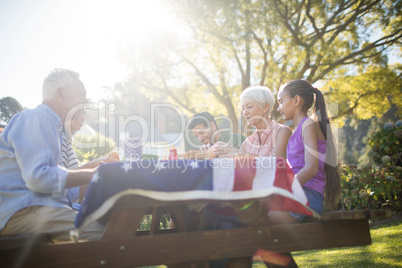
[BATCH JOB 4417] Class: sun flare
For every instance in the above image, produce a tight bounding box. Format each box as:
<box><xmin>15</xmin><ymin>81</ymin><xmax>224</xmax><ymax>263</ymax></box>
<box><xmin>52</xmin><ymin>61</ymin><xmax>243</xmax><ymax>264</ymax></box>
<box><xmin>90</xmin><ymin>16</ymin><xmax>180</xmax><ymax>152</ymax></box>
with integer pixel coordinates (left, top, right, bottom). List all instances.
<box><xmin>0</xmin><ymin>0</ymin><xmax>180</xmax><ymax>109</ymax></box>
<box><xmin>75</xmin><ymin>0</ymin><xmax>180</xmax><ymax>102</ymax></box>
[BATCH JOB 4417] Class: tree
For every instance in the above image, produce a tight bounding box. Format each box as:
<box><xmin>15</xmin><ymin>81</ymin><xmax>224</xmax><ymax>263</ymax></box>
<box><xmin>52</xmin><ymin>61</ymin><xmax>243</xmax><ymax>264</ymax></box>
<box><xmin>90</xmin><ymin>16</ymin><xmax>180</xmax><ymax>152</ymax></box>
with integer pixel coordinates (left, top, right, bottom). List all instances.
<box><xmin>121</xmin><ymin>0</ymin><xmax>402</xmax><ymax>131</ymax></box>
<box><xmin>0</xmin><ymin>97</ymin><xmax>23</xmax><ymax>124</ymax></box>
<box><xmin>323</xmin><ymin>64</ymin><xmax>402</xmax><ymax>121</ymax></box>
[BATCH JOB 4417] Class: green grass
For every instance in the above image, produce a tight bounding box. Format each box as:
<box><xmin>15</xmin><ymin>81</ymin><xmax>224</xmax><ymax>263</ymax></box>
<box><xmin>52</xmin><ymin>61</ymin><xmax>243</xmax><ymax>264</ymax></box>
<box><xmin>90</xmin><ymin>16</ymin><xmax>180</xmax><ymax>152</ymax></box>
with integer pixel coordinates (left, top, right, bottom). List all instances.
<box><xmin>253</xmin><ymin>220</ymin><xmax>402</xmax><ymax>267</ymax></box>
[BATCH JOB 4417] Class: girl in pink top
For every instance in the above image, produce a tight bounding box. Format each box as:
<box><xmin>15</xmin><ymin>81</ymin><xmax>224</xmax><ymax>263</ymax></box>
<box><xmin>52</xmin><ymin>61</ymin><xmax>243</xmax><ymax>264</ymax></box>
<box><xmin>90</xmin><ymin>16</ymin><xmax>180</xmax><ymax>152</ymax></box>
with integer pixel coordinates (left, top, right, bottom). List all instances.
<box><xmin>270</xmin><ymin>79</ymin><xmax>341</xmax><ymax>224</ymax></box>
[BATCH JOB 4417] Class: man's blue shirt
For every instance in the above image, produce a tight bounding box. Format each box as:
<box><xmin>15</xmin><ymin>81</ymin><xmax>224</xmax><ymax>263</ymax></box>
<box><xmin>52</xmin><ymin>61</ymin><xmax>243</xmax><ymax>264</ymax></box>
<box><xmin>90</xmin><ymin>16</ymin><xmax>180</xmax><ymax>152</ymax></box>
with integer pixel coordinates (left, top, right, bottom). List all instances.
<box><xmin>0</xmin><ymin>104</ymin><xmax>69</xmax><ymax>231</ymax></box>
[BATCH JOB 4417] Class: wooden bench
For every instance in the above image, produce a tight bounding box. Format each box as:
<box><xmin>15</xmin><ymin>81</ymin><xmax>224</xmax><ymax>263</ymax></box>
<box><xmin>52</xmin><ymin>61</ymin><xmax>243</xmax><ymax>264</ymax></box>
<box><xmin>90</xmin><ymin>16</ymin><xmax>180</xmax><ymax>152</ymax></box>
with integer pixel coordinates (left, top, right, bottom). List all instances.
<box><xmin>0</xmin><ymin>196</ymin><xmax>392</xmax><ymax>268</ymax></box>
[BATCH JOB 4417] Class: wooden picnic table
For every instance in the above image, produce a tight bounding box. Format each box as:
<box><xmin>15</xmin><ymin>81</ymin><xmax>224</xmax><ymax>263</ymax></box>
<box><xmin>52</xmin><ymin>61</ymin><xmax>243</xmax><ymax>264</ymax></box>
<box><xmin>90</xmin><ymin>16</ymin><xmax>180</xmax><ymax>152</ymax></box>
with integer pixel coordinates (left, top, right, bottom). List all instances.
<box><xmin>0</xmin><ymin>158</ymin><xmax>392</xmax><ymax>267</ymax></box>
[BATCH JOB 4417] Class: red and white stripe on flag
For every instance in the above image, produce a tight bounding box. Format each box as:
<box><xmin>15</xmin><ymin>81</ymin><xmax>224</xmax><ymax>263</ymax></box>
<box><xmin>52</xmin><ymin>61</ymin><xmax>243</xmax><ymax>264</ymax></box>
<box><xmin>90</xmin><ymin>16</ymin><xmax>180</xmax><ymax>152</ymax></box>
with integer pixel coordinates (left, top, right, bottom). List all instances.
<box><xmin>212</xmin><ymin>157</ymin><xmax>312</xmax><ymax>215</ymax></box>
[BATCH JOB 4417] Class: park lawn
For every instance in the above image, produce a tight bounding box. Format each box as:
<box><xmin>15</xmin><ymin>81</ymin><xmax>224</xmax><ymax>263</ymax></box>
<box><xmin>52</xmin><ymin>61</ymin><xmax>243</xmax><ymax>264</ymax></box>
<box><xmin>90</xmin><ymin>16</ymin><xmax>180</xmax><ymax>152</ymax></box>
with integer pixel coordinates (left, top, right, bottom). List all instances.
<box><xmin>253</xmin><ymin>219</ymin><xmax>402</xmax><ymax>268</ymax></box>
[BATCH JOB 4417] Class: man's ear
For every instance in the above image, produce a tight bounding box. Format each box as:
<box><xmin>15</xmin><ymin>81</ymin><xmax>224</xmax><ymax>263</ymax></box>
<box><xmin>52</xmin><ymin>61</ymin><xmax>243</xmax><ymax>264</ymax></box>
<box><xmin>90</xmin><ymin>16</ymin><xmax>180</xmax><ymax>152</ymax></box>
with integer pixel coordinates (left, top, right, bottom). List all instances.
<box><xmin>57</xmin><ymin>88</ymin><xmax>64</xmax><ymax>100</ymax></box>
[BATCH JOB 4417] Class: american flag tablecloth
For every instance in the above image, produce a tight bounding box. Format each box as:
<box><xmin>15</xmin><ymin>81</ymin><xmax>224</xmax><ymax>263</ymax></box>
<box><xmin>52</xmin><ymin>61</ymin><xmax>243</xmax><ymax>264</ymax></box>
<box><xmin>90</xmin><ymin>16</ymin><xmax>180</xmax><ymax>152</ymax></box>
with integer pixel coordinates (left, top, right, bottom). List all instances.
<box><xmin>75</xmin><ymin>157</ymin><xmax>318</xmax><ymax>231</ymax></box>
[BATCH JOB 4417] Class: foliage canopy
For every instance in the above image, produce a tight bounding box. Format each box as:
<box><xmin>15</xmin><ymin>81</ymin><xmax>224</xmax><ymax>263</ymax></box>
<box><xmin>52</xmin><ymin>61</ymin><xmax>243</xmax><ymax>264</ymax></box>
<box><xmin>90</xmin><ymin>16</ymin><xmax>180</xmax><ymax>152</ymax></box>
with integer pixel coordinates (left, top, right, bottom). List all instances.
<box><xmin>121</xmin><ymin>0</ymin><xmax>402</xmax><ymax>129</ymax></box>
<box><xmin>0</xmin><ymin>96</ymin><xmax>23</xmax><ymax>124</ymax></box>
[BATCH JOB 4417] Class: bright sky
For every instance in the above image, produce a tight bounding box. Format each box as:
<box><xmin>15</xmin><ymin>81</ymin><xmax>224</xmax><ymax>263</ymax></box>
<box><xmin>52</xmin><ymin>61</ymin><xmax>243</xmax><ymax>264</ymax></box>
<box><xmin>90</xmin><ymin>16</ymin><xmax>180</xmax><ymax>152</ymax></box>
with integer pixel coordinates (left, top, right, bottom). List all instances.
<box><xmin>0</xmin><ymin>0</ymin><xmax>177</xmax><ymax>108</ymax></box>
<box><xmin>1</xmin><ymin>0</ymin><xmax>399</xmax><ymax>110</ymax></box>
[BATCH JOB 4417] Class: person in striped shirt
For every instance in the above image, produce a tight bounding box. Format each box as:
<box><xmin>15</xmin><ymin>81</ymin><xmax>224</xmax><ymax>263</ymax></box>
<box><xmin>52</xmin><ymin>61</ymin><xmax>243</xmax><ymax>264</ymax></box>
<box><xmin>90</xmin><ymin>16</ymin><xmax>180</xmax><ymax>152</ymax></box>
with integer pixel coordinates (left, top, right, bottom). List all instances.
<box><xmin>61</xmin><ymin>109</ymin><xmax>119</xmax><ymax>210</ymax></box>
<box><xmin>0</xmin><ymin>69</ymin><xmax>105</xmax><ymax>241</ymax></box>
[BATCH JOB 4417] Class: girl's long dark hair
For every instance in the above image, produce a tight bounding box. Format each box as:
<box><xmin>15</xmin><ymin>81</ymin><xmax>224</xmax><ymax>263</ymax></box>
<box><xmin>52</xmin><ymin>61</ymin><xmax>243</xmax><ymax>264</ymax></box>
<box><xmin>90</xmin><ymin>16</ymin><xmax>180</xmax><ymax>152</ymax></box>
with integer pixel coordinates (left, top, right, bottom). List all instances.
<box><xmin>281</xmin><ymin>79</ymin><xmax>341</xmax><ymax>210</ymax></box>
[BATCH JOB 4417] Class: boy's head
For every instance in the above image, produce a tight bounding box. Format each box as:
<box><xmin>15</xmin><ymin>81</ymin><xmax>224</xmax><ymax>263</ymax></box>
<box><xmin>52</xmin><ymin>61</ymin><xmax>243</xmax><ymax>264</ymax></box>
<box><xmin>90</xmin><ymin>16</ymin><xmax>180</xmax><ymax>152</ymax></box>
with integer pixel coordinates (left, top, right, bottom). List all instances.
<box><xmin>188</xmin><ymin>112</ymin><xmax>218</xmax><ymax>145</ymax></box>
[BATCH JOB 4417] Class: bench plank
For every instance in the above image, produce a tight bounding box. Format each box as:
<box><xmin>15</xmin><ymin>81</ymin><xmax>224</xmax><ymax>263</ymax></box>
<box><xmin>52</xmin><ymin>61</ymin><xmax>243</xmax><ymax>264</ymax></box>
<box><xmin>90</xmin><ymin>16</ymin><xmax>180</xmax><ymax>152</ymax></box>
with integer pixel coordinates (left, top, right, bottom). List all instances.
<box><xmin>269</xmin><ymin>219</ymin><xmax>371</xmax><ymax>252</ymax></box>
<box><xmin>1</xmin><ymin>218</ymin><xmax>372</xmax><ymax>268</ymax></box>
<box><xmin>0</xmin><ymin>234</ymin><xmax>50</xmax><ymax>250</ymax></box>
<box><xmin>0</xmin><ymin>209</ymin><xmax>391</xmax><ymax>267</ymax></box>
<box><xmin>316</xmin><ymin>209</ymin><xmax>392</xmax><ymax>222</ymax></box>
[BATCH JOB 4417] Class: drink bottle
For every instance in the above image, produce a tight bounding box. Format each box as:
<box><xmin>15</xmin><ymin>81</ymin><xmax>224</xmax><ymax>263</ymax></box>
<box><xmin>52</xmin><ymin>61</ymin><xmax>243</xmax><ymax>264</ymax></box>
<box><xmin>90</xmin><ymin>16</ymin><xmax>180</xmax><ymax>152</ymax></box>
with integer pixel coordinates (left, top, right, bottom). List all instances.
<box><xmin>169</xmin><ymin>146</ymin><xmax>178</xmax><ymax>160</ymax></box>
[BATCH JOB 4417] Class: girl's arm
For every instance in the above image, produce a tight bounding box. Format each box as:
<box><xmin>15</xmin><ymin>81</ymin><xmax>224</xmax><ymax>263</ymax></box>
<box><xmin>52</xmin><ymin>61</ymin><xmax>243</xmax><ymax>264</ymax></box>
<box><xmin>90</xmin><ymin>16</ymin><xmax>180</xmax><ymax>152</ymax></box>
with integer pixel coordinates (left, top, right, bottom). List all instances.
<box><xmin>295</xmin><ymin>119</ymin><xmax>320</xmax><ymax>185</ymax></box>
<box><xmin>273</xmin><ymin>127</ymin><xmax>292</xmax><ymax>158</ymax></box>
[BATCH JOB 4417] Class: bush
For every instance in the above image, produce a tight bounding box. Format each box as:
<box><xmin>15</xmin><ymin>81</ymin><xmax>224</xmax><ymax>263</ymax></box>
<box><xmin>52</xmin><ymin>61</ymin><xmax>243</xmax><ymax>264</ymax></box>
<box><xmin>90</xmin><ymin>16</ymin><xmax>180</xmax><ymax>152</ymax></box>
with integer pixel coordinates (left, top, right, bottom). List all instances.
<box><xmin>341</xmin><ymin>121</ymin><xmax>402</xmax><ymax>211</ymax></box>
<box><xmin>72</xmin><ymin>133</ymin><xmax>116</xmax><ymax>163</ymax></box>
<box><xmin>340</xmin><ymin>164</ymin><xmax>401</xmax><ymax>211</ymax></box>
<box><xmin>369</xmin><ymin>121</ymin><xmax>401</xmax><ymax>166</ymax></box>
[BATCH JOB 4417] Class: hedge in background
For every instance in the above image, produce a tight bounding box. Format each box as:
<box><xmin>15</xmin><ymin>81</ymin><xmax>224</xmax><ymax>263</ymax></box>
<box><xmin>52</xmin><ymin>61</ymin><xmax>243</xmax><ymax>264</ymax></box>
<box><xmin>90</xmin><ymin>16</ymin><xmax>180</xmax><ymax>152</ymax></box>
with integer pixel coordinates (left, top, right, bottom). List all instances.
<box><xmin>341</xmin><ymin>121</ymin><xmax>402</xmax><ymax>211</ymax></box>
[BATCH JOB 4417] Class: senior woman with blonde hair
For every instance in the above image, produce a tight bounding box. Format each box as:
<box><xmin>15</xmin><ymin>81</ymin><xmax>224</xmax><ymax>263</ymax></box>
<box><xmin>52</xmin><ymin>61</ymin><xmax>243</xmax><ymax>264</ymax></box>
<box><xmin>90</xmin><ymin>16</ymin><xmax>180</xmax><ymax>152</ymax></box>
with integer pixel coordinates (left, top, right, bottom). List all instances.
<box><xmin>211</xmin><ymin>85</ymin><xmax>291</xmax><ymax>159</ymax></box>
<box><xmin>239</xmin><ymin>85</ymin><xmax>291</xmax><ymax>158</ymax></box>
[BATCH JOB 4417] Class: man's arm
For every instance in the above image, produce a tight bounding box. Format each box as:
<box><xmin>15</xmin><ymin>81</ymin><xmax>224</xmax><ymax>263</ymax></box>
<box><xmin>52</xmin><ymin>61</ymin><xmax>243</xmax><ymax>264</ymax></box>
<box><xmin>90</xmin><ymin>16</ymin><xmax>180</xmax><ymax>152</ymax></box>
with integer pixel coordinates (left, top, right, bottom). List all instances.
<box><xmin>11</xmin><ymin>113</ymin><xmax>68</xmax><ymax>194</ymax></box>
<box><xmin>64</xmin><ymin>168</ymin><xmax>96</xmax><ymax>189</ymax></box>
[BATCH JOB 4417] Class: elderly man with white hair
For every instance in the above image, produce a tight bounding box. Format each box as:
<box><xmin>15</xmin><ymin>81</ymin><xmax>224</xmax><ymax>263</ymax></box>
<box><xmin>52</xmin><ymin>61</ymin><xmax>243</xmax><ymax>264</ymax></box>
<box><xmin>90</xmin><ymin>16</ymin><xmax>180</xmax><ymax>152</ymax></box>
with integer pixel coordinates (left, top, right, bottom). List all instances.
<box><xmin>0</xmin><ymin>68</ymin><xmax>104</xmax><ymax>242</ymax></box>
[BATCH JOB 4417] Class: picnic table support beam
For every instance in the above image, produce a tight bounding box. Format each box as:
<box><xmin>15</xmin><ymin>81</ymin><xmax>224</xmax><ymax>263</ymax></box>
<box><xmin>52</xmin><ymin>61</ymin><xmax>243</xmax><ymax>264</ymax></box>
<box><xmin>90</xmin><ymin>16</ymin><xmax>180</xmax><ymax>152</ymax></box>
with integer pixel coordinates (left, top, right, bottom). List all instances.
<box><xmin>166</xmin><ymin>205</ymin><xmax>187</xmax><ymax>232</ymax></box>
<box><xmin>231</xmin><ymin>200</ymin><xmax>299</xmax><ymax>267</ymax></box>
<box><xmin>150</xmin><ymin>207</ymin><xmax>163</xmax><ymax>235</ymax></box>
<box><xmin>102</xmin><ymin>207</ymin><xmax>148</xmax><ymax>238</ymax></box>
<box><xmin>231</xmin><ymin>200</ymin><xmax>272</xmax><ymax>227</ymax></box>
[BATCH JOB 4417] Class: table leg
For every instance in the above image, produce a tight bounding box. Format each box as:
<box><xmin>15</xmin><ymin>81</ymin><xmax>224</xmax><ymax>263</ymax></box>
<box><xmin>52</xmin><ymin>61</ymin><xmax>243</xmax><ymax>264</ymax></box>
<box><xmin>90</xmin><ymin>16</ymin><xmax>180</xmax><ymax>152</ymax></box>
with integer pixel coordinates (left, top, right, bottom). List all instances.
<box><xmin>102</xmin><ymin>207</ymin><xmax>148</xmax><ymax>238</ymax></box>
<box><xmin>151</xmin><ymin>207</ymin><xmax>164</xmax><ymax>235</ymax></box>
<box><xmin>230</xmin><ymin>200</ymin><xmax>272</xmax><ymax>227</ymax></box>
<box><xmin>166</xmin><ymin>205</ymin><xmax>187</xmax><ymax>232</ymax></box>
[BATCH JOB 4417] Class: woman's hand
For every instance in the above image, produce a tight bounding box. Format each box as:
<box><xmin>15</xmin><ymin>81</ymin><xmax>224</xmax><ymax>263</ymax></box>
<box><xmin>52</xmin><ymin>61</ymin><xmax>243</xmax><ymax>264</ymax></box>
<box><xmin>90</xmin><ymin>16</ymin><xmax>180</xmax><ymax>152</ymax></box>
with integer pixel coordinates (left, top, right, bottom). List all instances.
<box><xmin>209</xmin><ymin>142</ymin><xmax>238</xmax><ymax>158</ymax></box>
<box><xmin>180</xmin><ymin>143</ymin><xmax>243</xmax><ymax>159</ymax></box>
